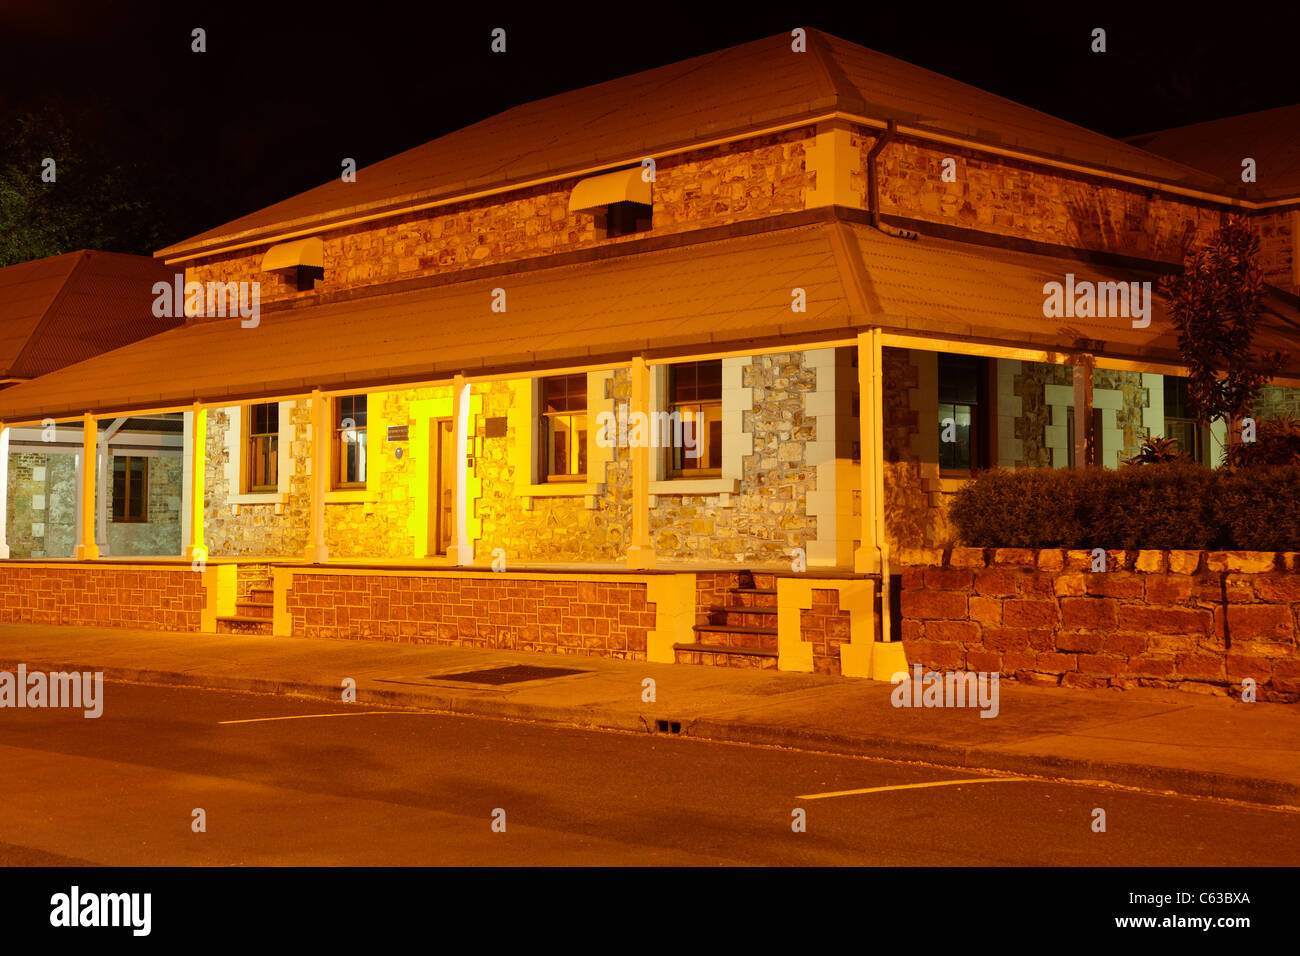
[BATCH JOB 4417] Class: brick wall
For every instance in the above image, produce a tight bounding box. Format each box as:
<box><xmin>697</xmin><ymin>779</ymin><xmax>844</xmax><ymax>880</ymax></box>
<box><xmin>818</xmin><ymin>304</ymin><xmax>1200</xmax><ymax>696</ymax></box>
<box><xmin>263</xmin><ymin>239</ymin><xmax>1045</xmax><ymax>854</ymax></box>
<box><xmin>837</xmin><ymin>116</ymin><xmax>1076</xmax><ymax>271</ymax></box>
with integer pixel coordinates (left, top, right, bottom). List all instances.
<box><xmin>286</xmin><ymin>572</ymin><xmax>653</xmax><ymax>660</ymax></box>
<box><xmin>0</xmin><ymin>564</ymin><xmax>203</xmax><ymax>630</ymax></box>
<box><xmin>899</xmin><ymin>548</ymin><xmax>1300</xmax><ymax>702</ymax></box>
<box><xmin>800</xmin><ymin>588</ymin><xmax>852</xmax><ymax>674</ymax></box>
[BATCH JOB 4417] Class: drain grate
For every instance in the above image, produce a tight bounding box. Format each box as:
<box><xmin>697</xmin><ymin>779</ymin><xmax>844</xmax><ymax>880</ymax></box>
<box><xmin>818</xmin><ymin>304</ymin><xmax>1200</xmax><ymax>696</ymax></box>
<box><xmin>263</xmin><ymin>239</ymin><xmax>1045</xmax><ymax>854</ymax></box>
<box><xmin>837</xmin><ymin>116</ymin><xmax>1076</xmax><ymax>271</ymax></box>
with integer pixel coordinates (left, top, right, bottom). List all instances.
<box><xmin>427</xmin><ymin>665</ymin><xmax>587</xmax><ymax>685</ymax></box>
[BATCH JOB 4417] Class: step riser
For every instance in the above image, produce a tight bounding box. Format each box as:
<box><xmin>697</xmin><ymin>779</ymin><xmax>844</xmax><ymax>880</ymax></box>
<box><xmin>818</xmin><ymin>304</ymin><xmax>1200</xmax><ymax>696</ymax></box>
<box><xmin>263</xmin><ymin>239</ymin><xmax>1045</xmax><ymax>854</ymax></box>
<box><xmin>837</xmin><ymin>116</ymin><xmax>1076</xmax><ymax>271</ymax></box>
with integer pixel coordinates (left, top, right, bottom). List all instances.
<box><xmin>708</xmin><ymin>611</ymin><xmax>776</xmax><ymax>629</ymax></box>
<box><xmin>248</xmin><ymin>589</ymin><xmax>273</xmax><ymax>603</ymax></box>
<box><xmin>235</xmin><ymin>605</ymin><xmax>273</xmax><ymax>619</ymax></box>
<box><xmin>216</xmin><ymin>620</ymin><xmax>273</xmax><ymax>636</ymax></box>
<box><xmin>675</xmin><ymin>649</ymin><xmax>778</xmax><ymax>669</ymax></box>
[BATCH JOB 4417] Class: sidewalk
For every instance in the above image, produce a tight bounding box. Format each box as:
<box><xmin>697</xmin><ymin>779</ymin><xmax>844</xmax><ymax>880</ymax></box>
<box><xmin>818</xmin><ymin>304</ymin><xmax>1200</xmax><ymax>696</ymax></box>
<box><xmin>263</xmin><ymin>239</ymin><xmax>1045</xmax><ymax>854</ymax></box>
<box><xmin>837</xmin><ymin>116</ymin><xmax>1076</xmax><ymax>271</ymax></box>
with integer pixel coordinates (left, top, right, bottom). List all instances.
<box><xmin>2</xmin><ymin>623</ymin><xmax>1298</xmax><ymax>807</ymax></box>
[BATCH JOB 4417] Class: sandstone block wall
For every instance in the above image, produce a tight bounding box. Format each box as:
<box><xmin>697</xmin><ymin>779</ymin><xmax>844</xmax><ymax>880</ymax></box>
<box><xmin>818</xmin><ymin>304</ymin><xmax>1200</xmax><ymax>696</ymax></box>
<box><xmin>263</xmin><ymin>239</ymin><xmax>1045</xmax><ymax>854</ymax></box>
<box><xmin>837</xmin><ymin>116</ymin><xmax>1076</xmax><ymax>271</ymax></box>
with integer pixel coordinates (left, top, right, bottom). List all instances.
<box><xmin>286</xmin><ymin>572</ymin><xmax>653</xmax><ymax>660</ymax></box>
<box><xmin>898</xmin><ymin>548</ymin><xmax>1300</xmax><ymax>702</ymax></box>
<box><xmin>0</xmin><ymin>564</ymin><xmax>203</xmax><ymax>630</ymax></box>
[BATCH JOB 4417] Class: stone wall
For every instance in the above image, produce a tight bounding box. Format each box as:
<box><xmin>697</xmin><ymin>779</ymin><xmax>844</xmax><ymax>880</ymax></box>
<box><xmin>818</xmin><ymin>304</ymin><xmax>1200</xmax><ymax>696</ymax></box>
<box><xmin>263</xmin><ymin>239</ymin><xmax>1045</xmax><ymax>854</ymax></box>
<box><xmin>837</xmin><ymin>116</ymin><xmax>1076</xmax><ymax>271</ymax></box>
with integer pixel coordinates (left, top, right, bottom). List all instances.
<box><xmin>105</xmin><ymin>454</ymin><xmax>183</xmax><ymax>556</ymax></box>
<box><xmin>286</xmin><ymin>572</ymin><xmax>652</xmax><ymax>660</ymax></box>
<box><xmin>205</xmin><ymin>401</ymin><xmax>312</xmax><ymax>557</ymax></box>
<box><xmin>652</xmin><ymin>352</ymin><xmax>818</xmax><ymax>564</ymax></box>
<box><xmin>184</xmin><ymin>130</ymin><xmax>814</xmax><ymax>308</ymax></box>
<box><xmin>5</xmin><ymin>452</ymin><xmax>76</xmax><ymax>559</ymax></box>
<box><xmin>898</xmin><ymin>548</ymin><xmax>1300</xmax><ymax>702</ymax></box>
<box><xmin>800</xmin><ymin>588</ymin><xmax>853</xmax><ymax>675</ymax></box>
<box><xmin>0</xmin><ymin>564</ymin><xmax>203</xmax><ymax>630</ymax></box>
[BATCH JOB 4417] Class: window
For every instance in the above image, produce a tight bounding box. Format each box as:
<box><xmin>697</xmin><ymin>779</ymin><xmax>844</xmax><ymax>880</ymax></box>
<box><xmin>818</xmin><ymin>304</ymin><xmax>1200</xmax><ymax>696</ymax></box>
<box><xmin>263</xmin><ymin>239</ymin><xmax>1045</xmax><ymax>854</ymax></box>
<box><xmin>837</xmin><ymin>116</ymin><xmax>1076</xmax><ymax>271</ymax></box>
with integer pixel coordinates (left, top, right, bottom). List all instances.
<box><xmin>246</xmin><ymin>403</ymin><xmax>279</xmax><ymax>492</ymax></box>
<box><xmin>1164</xmin><ymin>377</ymin><xmax>1204</xmax><ymax>462</ymax></box>
<box><xmin>111</xmin><ymin>456</ymin><xmax>148</xmax><ymax>522</ymax></box>
<box><xmin>333</xmin><ymin>394</ymin><xmax>368</xmax><ymax>487</ymax></box>
<box><xmin>289</xmin><ymin>264</ymin><xmax>324</xmax><ymax>292</ymax></box>
<box><xmin>600</xmin><ymin>202</ymin><xmax>652</xmax><ymax>238</ymax></box>
<box><xmin>937</xmin><ymin>354</ymin><xmax>989</xmax><ymax>473</ymax></box>
<box><xmin>540</xmin><ymin>375</ymin><xmax>587</xmax><ymax>481</ymax></box>
<box><xmin>668</xmin><ymin>360</ymin><xmax>722</xmax><ymax>476</ymax></box>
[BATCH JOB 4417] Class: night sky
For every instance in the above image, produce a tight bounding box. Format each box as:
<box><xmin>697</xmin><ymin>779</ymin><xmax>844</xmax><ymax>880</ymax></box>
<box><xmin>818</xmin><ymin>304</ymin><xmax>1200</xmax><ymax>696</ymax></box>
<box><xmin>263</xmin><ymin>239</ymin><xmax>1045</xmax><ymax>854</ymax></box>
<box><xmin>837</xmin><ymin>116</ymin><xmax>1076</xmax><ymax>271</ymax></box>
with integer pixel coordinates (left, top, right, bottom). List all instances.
<box><xmin>3</xmin><ymin>0</ymin><xmax>1299</xmax><ymax>253</ymax></box>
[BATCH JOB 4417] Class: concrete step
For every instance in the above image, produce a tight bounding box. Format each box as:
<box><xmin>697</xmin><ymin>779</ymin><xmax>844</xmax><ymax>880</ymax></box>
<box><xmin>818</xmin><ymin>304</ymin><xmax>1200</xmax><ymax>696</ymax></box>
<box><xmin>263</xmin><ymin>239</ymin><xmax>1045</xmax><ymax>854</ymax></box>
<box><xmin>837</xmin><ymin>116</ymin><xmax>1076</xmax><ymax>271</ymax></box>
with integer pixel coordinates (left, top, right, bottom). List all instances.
<box><xmin>709</xmin><ymin>604</ymin><xmax>777</xmax><ymax>615</ymax></box>
<box><xmin>235</xmin><ymin>601</ymin><xmax>273</xmax><ymax>619</ymax></box>
<box><xmin>216</xmin><ymin>616</ymin><xmax>274</xmax><ymax>636</ymax></box>
<box><xmin>248</xmin><ymin>588</ymin><xmax>273</xmax><ymax>603</ymax></box>
<box><xmin>673</xmin><ymin>641</ymin><xmax>779</xmax><ymax>669</ymax></box>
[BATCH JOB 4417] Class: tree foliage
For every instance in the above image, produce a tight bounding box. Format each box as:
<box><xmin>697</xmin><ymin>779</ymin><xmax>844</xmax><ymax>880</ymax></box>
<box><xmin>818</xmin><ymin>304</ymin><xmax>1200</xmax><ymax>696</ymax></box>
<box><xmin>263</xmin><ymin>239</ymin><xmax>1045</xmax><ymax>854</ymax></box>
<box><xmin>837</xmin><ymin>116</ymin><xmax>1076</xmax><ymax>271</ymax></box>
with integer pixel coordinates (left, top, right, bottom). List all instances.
<box><xmin>1158</xmin><ymin>218</ymin><xmax>1283</xmax><ymax>427</ymax></box>
<box><xmin>0</xmin><ymin>107</ymin><xmax>161</xmax><ymax>266</ymax></box>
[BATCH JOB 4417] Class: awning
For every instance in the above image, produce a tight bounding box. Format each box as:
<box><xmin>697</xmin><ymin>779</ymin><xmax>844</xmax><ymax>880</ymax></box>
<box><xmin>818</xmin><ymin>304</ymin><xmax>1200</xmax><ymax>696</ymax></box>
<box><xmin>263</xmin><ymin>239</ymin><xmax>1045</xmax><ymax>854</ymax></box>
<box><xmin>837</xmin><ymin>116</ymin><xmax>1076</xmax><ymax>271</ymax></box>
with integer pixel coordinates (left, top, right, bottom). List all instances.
<box><xmin>261</xmin><ymin>237</ymin><xmax>324</xmax><ymax>272</ymax></box>
<box><xmin>567</xmin><ymin>167</ymin><xmax>652</xmax><ymax>213</ymax></box>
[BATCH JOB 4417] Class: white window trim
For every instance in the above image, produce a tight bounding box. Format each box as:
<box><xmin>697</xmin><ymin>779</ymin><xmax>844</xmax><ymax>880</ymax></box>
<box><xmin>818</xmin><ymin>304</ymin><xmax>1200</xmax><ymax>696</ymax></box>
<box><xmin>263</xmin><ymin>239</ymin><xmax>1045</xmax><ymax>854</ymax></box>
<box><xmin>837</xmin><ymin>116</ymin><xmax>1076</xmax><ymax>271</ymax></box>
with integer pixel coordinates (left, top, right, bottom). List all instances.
<box><xmin>224</xmin><ymin>402</ymin><xmax>293</xmax><ymax>513</ymax></box>
<box><xmin>647</xmin><ymin>359</ymin><xmax>748</xmax><ymax>502</ymax></box>
<box><xmin>515</xmin><ymin>372</ymin><xmax>611</xmax><ymax>507</ymax></box>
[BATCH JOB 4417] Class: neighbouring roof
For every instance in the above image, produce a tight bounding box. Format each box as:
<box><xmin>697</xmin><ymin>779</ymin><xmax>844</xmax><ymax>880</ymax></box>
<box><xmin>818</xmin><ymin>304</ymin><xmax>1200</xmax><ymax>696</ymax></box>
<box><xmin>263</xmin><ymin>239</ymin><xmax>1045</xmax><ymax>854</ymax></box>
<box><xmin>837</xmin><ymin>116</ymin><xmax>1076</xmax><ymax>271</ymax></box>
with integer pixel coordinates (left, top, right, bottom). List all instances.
<box><xmin>156</xmin><ymin>29</ymin><xmax>1229</xmax><ymax>261</ymax></box>
<box><xmin>1127</xmin><ymin>105</ymin><xmax>1300</xmax><ymax>202</ymax></box>
<box><xmin>0</xmin><ymin>250</ymin><xmax>180</xmax><ymax>380</ymax></box>
<box><xmin>7</xmin><ymin>214</ymin><xmax>1300</xmax><ymax>423</ymax></box>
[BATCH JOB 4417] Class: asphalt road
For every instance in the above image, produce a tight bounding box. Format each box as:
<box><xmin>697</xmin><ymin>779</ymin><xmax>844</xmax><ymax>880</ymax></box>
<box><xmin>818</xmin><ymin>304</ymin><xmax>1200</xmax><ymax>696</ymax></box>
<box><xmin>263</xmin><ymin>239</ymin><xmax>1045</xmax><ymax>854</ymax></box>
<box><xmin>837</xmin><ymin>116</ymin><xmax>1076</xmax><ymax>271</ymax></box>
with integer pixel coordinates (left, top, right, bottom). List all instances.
<box><xmin>0</xmin><ymin>681</ymin><xmax>1297</xmax><ymax>866</ymax></box>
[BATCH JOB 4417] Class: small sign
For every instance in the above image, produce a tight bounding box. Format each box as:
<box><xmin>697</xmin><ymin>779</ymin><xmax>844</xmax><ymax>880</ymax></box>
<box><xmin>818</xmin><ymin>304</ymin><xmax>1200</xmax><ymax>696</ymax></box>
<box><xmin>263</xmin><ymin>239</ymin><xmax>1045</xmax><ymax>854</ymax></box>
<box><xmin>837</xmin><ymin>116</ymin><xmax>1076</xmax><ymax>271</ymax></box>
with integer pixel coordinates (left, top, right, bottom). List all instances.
<box><xmin>483</xmin><ymin>417</ymin><xmax>508</xmax><ymax>438</ymax></box>
<box><xmin>387</xmin><ymin>425</ymin><xmax>409</xmax><ymax>443</ymax></box>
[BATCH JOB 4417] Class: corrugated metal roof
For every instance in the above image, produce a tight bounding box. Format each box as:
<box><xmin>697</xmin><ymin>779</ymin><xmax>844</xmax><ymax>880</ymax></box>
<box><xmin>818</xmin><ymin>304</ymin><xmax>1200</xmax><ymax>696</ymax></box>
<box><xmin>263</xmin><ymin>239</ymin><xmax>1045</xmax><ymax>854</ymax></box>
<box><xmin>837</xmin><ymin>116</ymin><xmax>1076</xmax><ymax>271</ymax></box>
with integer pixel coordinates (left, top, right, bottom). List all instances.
<box><xmin>0</xmin><ymin>250</ymin><xmax>180</xmax><ymax>379</ymax></box>
<box><xmin>8</xmin><ymin>218</ymin><xmax>1299</xmax><ymax>423</ymax></box>
<box><xmin>156</xmin><ymin>29</ymin><xmax>1230</xmax><ymax>260</ymax></box>
<box><xmin>850</xmin><ymin>222</ymin><xmax>1300</xmax><ymax>360</ymax></box>
<box><xmin>1126</xmin><ymin>104</ymin><xmax>1300</xmax><ymax>201</ymax></box>
<box><xmin>0</xmin><ymin>223</ymin><xmax>852</xmax><ymax>420</ymax></box>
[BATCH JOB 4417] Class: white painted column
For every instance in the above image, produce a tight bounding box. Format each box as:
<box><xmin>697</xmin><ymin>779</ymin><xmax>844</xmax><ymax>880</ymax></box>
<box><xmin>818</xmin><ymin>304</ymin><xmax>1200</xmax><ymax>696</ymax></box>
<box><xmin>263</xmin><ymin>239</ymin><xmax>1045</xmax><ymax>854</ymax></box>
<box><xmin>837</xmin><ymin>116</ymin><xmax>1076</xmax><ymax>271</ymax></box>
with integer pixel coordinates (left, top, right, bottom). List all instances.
<box><xmin>0</xmin><ymin>424</ymin><xmax>10</xmax><ymax>559</ymax></box>
<box><xmin>306</xmin><ymin>390</ymin><xmax>328</xmax><ymax>564</ymax></box>
<box><xmin>447</xmin><ymin>375</ymin><xmax>472</xmax><ymax>566</ymax></box>
<box><xmin>75</xmin><ymin>412</ymin><xmax>99</xmax><ymax>559</ymax></box>
<box><xmin>1072</xmin><ymin>354</ymin><xmax>1095</xmax><ymax>467</ymax></box>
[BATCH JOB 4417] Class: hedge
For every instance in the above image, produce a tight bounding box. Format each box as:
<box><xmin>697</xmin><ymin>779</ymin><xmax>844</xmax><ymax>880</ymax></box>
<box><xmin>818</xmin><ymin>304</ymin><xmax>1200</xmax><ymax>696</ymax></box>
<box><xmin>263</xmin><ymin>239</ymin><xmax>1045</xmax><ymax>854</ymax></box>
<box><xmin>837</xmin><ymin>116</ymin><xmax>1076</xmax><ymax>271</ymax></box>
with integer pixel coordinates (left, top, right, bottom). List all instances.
<box><xmin>949</xmin><ymin>463</ymin><xmax>1300</xmax><ymax>550</ymax></box>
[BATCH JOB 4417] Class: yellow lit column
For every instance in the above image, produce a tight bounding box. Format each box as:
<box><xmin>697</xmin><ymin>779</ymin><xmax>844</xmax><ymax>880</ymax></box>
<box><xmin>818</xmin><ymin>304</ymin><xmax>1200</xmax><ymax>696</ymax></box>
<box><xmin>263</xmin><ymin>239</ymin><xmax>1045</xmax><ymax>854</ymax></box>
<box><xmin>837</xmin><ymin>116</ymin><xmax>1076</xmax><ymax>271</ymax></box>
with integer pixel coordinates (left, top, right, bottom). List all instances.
<box><xmin>306</xmin><ymin>389</ymin><xmax>329</xmax><ymax>564</ymax></box>
<box><xmin>447</xmin><ymin>374</ymin><xmax>472</xmax><ymax>566</ymax></box>
<box><xmin>75</xmin><ymin>412</ymin><xmax>99</xmax><ymax>559</ymax></box>
<box><xmin>185</xmin><ymin>403</ymin><xmax>207</xmax><ymax>561</ymax></box>
<box><xmin>626</xmin><ymin>355</ymin><xmax>656</xmax><ymax>570</ymax></box>
<box><xmin>854</xmin><ymin>329</ymin><xmax>885</xmax><ymax>574</ymax></box>
<box><xmin>0</xmin><ymin>423</ymin><xmax>9</xmax><ymax>559</ymax></box>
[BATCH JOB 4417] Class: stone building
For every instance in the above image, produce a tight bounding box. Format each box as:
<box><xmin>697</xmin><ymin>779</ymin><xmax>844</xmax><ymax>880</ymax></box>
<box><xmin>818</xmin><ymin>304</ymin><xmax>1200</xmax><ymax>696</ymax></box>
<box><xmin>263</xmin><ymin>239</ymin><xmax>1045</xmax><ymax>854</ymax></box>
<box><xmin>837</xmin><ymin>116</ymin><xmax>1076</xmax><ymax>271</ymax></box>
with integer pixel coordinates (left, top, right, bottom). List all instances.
<box><xmin>1</xmin><ymin>30</ymin><xmax>1299</xmax><ymax>684</ymax></box>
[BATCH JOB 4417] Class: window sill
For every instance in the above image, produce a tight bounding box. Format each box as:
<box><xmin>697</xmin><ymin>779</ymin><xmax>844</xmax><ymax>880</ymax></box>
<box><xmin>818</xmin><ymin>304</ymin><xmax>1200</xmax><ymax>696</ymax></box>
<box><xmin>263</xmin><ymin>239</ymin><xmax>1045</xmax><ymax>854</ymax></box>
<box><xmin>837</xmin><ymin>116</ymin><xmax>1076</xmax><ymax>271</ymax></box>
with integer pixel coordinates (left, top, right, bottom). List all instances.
<box><xmin>519</xmin><ymin>482</ymin><xmax>604</xmax><ymax>498</ymax></box>
<box><xmin>229</xmin><ymin>492</ymin><xmax>287</xmax><ymax>506</ymax></box>
<box><xmin>649</xmin><ymin>478</ymin><xmax>739</xmax><ymax>496</ymax></box>
<box><xmin>325</xmin><ymin>489</ymin><xmax>373</xmax><ymax>504</ymax></box>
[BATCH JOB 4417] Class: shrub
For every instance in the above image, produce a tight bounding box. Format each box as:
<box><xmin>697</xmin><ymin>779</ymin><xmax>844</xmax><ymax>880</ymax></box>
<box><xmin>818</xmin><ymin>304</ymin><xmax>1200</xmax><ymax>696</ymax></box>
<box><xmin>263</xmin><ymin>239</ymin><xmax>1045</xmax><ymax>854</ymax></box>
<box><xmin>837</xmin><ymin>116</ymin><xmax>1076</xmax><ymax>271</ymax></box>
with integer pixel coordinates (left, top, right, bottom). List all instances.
<box><xmin>948</xmin><ymin>463</ymin><xmax>1289</xmax><ymax>550</ymax></box>
<box><xmin>1224</xmin><ymin>417</ymin><xmax>1300</xmax><ymax>467</ymax></box>
<box><xmin>1216</xmin><ymin>465</ymin><xmax>1300</xmax><ymax>550</ymax></box>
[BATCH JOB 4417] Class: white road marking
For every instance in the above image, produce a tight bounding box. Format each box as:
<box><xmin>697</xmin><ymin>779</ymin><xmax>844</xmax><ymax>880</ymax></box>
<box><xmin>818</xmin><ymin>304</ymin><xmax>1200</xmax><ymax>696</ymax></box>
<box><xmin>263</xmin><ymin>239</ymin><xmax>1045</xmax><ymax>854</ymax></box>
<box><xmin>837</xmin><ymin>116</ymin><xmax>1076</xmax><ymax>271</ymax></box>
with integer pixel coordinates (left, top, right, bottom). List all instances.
<box><xmin>219</xmin><ymin>711</ymin><xmax>426</xmax><ymax>725</ymax></box>
<box><xmin>797</xmin><ymin>777</ymin><xmax>1024</xmax><ymax>800</ymax></box>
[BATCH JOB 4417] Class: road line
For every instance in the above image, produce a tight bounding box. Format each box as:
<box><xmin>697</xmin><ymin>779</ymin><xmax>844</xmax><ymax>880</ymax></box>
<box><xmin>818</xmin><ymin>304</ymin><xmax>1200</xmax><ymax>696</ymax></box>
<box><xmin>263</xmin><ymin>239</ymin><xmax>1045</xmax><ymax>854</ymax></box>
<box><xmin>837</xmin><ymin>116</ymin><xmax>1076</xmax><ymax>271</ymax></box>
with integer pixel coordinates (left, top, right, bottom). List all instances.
<box><xmin>797</xmin><ymin>777</ymin><xmax>1024</xmax><ymax>800</ymax></box>
<box><xmin>219</xmin><ymin>711</ymin><xmax>425</xmax><ymax>725</ymax></box>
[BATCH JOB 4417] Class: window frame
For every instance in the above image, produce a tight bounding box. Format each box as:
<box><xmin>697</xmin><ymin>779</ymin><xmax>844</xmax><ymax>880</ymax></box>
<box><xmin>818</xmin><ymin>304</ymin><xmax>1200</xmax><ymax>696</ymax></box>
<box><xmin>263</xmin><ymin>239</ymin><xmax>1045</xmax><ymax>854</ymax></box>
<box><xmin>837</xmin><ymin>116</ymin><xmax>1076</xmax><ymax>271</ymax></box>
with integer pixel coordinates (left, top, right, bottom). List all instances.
<box><xmin>1163</xmin><ymin>376</ymin><xmax>1206</xmax><ymax>464</ymax></box>
<box><xmin>332</xmin><ymin>394</ymin><xmax>368</xmax><ymax>489</ymax></box>
<box><xmin>244</xmin><ymin>402</ymin><xmax>280</xmax><ymax>493</ymax></box>
<box><xmin>666</xmin><ymin>360</ymin><xmax>723</xmax><ymax>479</ymax></box>
<box><xmin>111</xmin><ymin>455</ymin><xmax>149</xmax><ymax>524</ymax></box>
<box><xmin>937</xmin><ymin>353</ymin><xmax>992</xmax><ymax>477</ymax></box>
<box><xmin>538</xmin><ymin>374</ymin><xmax>588</xmax><ymax>483</ymax></box>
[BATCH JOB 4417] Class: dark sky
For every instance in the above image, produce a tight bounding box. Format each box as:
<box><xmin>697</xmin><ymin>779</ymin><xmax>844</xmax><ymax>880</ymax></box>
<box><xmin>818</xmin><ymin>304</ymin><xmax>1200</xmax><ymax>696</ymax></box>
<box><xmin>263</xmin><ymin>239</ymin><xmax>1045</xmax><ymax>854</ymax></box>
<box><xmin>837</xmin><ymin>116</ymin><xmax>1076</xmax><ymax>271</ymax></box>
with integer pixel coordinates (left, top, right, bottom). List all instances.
<box><xmin>3</xmin><ymin>0</ymin><xmax>1299</xmax><ymax>251</ymax></box>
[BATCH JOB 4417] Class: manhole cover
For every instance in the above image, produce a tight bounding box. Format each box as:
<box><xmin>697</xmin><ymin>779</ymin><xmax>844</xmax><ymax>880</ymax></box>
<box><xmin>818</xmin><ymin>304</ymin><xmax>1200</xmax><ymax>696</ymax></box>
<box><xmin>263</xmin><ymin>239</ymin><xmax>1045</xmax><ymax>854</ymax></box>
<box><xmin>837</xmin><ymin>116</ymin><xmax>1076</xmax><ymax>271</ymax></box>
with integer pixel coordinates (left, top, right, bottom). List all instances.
<box><xmin>428</xmin><ymin>665</ymin><xmax>587</xmax><ymax>685</ymax></box>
